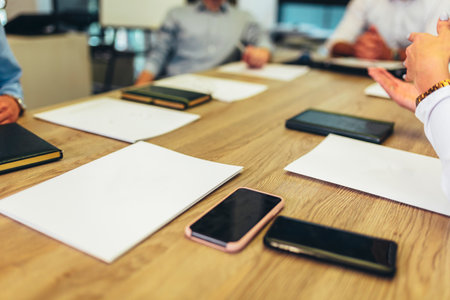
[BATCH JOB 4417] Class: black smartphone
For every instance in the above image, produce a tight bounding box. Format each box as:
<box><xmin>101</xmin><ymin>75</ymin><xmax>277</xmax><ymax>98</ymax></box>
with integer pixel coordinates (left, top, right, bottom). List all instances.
<box><xmin>185</xmin><ymin>187</ymin><xmax>284</xmax><ymax>253</ymax></box>
<box><xmin>264</xmin><ymin>216</ymin><xmax>397</xmax><ymax>276</ymax></box>
<box><xmin>285</xmin><ymin>109</ymin><xmax>394</xmax><ymax>144</ymax></box>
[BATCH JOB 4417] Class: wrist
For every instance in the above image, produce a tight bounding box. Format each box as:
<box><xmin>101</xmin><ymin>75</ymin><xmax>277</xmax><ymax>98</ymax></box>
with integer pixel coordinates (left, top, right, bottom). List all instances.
<box><xmin>416</xmin><ymin>79</ymin><xmax>450</xmax><ymax>107</ymax></box>
<box><xmin>1</xmin><ymin>94</ymin><xmax>25</xmax><ymax>116</ymax></box>
<box><xmin>417</xmin><ymin>64</ymin><xmax>450</xmax><ymax>94</ymax></box>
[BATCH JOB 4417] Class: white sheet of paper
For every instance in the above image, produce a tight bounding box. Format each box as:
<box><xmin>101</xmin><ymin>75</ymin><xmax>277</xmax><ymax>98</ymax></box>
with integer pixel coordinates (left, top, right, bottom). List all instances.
<box><xmin>365</xmin><ymin>82</ymin><xmax>390</xmax><ymax>99</ymax></box>
<box><xmin>34</xmin><ymin>97</ymin><xmax>200</xmax><ymax>143</ymax></box>
<box><xmin>328</xmin><ymin>57</ymin><xmax>404</xmax><ymax>70</ymax></box>
<box><xmin>285</xmin><ymin>134</ymin><xmax>450</xmax><ymax>216</ymax></box>
<box><xmin>217</xmin><ymin>62</ymin><xmax>310</xmax><ymax>81</ymax></box>
<box><xmin>0</xmin><ymin>141</ymin><xmax>243</xmax><ymax>263</ymax></box>
<box><xmin>154</xmin><ymin>74</ymin><xmax>267</xmax><ymax>102</ymax></box>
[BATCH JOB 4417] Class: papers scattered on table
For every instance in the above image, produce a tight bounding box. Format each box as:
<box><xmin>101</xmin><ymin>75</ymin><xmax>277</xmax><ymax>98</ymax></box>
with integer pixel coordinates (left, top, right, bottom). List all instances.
<box><xmin>0</xmin><ymin>141</ymin><xmax>243</xmax><ymax>263</ymax></box>
<box><xmin>34</xmin><ymin>97</ymin><xmax>200</xmax><ymax>143</ymax></box>
<box><xmin>154</xmin><ymin>74</ymin><xmax>267</xmax><ymax>102</ymax></box>
<box><xmin>365</xmin><ymin>82</ymin><xmax>390</xmax><ymax>99</ymax></box>
<box><xmin>285</xmin><ymin>134</ymin><xmax>450</xmax><ymax>216</ymax></box>
<box><xmin>217</xmin><ymin>62</ymin><xmax>310</xmax><ymax>81</ymax></box>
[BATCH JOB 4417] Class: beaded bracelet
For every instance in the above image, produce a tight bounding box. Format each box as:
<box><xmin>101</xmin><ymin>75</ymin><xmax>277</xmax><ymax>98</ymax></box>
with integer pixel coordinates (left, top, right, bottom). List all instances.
<box><xmin>416</xmin><ymin>79</ymin><xmax>450</xmax><ymax>107</ymax></box>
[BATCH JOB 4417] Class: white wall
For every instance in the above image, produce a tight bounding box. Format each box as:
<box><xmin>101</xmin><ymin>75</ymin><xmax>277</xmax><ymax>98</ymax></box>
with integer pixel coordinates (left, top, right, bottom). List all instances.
<box><xmin>5</xmin><ymin>0</ymin><xmax>51</xmax><ymax>20</ymax></box>
<box><xmin>100</xmin><ymin>0</ymin><xmax>184</xmax><ymax>29</ymax></box>
<box><xmin>237</xmin><ymin>0</ymin><xmax>278</xmax><ymax>30</ymax></box>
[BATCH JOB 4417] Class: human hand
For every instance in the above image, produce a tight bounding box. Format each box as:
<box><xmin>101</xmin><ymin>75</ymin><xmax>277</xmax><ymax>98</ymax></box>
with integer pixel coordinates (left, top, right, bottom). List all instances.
<box><xmin>134</xmin><ymin>70</ymin><xmax>155</xmax><ymax>86</ymax></box>
<box><xmin>0</xmin><ymin>95</ymin><xmax>21</xmax><ymax>124</ymax></box>
<box><xmin>404</xmin><ymin>15</ymin><xmax>450</xmax><ymax>94</ymax></box>
<box><xmin>368</xmin><ymin>67</ymin><xmax>418</xmax><ymax>112</ymax></box>
<box><xmin>354</xmin><ymin>26</ymin><xmax>392</xmax><ymax>60</ymax></box>
<box><xmin>242</xmin><ymin>46</ymin><xmax>270</xmax><ymax>69</ymax></box>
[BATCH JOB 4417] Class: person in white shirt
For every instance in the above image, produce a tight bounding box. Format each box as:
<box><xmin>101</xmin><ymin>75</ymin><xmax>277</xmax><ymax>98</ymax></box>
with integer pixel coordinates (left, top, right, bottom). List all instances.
<box><xmin>368</xmin><ymin>13</ymin><xmax>450</xmax><ymax>199</ymax></box>
<box><xmin>327</xmin><ymin>0</ymin><xmax>450</xmax><ymax>60</ymax></box>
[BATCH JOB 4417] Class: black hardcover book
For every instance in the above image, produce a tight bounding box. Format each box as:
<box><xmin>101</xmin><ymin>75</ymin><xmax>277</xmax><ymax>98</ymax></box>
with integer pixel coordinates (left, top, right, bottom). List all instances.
<box><xmin>122</xmin><ymin>85</ymin><xmax>211</xmax><ymax>110</ymax></box>
<box><xmin>286</xmin><ymin>109</ymin><xmax>394</xmax><ymax>144</ymax></box>
<box><xmin>0</xmin><ymin>123</ymin><xmax>63</xmax><ymax>174</ymax></box>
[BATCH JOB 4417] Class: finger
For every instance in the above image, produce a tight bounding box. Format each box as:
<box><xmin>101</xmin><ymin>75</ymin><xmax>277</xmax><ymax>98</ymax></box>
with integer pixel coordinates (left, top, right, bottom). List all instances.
<box><xmin>403</xmin><ymin>71</ymin><xmax>414</xmax><ymax>82</ymax></box>
<box><xmin>437</xmin><ymin>12</ymin><xmax>450</xmax><ymax>35</ymax></box>
<box><xmin>367</xmin><ymin>67</ymin><xmax>384</xmax><ymax>81</ymax></box>
<box><xmin>0</xmin><ymin>103</ymin><xmax>7</xmax><ymax>113</ymax></box>
<box><xmin>242</xmin><ymin>49</ymin><xmax>251</xmax><ymax>63</ymax></box>
<box><xmin>408</xmin><ymin>32</ymin><xmax>420</xmax><ymax>42</ymax></box>
<box><xmin>379</xmin><ymin>68</ymin><xmax>399</xmax><ymax>82</ymax></box>
<box><xmin>247</xmin><ymin>58</ymin><xmax>263</xmax><ymax>68</ymax></box>
<box><xmin>368</xmin><ymin>25</ymin><xmax>378</xmax><ymax>34</ymax></box>
<box><xmin>368</xmin><ymin>68</ymin><xmax>395</xmax><ymax>89</ymax></box>
<box><xmin>0</xmin><ymin>111</ymin><xmax>9</xmax><ymax>124</ymax></box>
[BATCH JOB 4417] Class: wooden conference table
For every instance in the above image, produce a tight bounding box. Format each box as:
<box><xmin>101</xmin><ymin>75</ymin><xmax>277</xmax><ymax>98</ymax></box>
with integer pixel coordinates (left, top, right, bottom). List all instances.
<box><xmin>0</xmin><ymin>68</ymin><xmax>448</xmax><ymax>300</ymax></box>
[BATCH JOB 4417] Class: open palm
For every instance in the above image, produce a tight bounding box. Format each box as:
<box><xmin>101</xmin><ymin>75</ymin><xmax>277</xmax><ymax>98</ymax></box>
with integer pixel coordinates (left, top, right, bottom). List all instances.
<box><xmin>368</xmin><ymin>67</ymin><xmax>419</xmax><ymax>112</ymax></box>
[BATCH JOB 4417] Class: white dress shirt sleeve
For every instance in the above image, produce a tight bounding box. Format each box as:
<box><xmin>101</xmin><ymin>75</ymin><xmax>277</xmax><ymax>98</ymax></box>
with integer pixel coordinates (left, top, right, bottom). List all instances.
<box><xmin>415</xmin><ymin>85</ymin><xmax>450</xmax><ymax>200</ymax></box>
<box><xmin>325</xmin><ymin>0</ymin><xmax>368</xmax><ymax>49</ymax></box>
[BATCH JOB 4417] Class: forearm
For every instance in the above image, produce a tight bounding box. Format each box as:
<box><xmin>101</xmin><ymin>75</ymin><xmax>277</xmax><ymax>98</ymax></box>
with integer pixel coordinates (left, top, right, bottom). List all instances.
<box><xmin>0</xmin><ymin>29</ymin><xmax>23</xmax><ymax>100</ymax></box>
<box><xmin>330</xmin><ymin>42</ymin><xmax>355</xmax><ymax>57</ymax></box>
<box><xmin>415</xmin><ymin>64</ymin><xmax>450</xmax><ymax>95</ymax></box>
<box><xmin>144</xmin><ymin>34</ymin><xmax>172</xmax><ymax>78</ymax></box>
<box><xmin>144</xmin><ymin>12</ymin><xmax>178</xmax><ymax>78</ymax></box>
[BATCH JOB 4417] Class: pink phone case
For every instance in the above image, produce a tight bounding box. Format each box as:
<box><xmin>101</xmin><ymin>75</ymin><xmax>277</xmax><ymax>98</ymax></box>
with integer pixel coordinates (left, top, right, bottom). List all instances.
<box><xmin>185</xmin><ymin>187</ymin><xmax>284</xmax><ymax>253</ymax></box>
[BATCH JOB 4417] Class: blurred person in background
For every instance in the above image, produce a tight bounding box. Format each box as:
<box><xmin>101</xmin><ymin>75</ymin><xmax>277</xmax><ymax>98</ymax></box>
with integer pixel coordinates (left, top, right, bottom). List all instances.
<box><xmin>135</xmin><ymin>0</ymin><xmax>271</xmax><ymax>85</ymax></box>
<box><xmin>327</xmin><ymin>0</ymin><xmax>450</xmax><ymax>61</ymax></box>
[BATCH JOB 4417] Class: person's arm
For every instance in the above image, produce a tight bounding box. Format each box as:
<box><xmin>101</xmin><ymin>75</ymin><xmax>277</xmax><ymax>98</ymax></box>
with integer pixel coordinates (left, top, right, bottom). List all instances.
<box><xmin>333</xmin><ymin>25</ymin><xmax>405</xmax><ymax>60</ymax></box>
<box><xmin>328</xmin><ymin>0</ymin><xmax>405</xmax><ymax>60</ymax></box>
<box><xmin>240</xmin><ymin>15</ymin><xmax>271</xmax><ymax>68</ymax></box>
<box><xmin>416</xmin><ymin>86</ymin><xmax>450</xmax><ymax>197</ymax></box>
<box><xmin>135</xmin><ymin>10</ymin><xmax>179</xmax><ymax>85</ymax></box>
<box><xmin>327</xmin><ymin>0</ymin><xmax>366</xmax><ymax>56</ymax></box>
<box><xmin>404</xmin><ymin>14</ymin><xmax>450</xmax><ymax>198</ymax></box>
<box><xmin>0</xmin><ymin>26</ymin><xmax>24</xmax><ymax>124</ymax></box>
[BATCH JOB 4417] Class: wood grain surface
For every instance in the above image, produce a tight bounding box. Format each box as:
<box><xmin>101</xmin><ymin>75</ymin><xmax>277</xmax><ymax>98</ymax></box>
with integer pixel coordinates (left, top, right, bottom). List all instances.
<box><xmin>0</xmin><ymin>69</ymin><xmax>448</xmax><ymax>300</ymax></box>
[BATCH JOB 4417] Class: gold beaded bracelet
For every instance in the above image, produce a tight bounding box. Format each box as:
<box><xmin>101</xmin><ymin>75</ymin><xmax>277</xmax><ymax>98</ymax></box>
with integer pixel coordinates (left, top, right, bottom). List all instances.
<box><xmin>416</xmin><ymin>79</ymin><xmax>450</xmax><ymax>107</ymax></box>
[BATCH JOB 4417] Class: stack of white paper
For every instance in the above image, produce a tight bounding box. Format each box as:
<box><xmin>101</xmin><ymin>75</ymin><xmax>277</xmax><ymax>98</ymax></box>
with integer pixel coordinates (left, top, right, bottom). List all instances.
<box><xmin>217</xmin><ymin>62</ymin><xmax>310</xmax><ymax>81</ymax></box>
<box><xmin>154</xmin><ymin>74</ymin><xmax>267</xmax><ymax>102</ymax></box>
<box><xmin>365</xmin><ymin>82</ymin><xmax>390</xmax><ymax>99</ymax></box>
<box><xmin>34</xmin><ymin>97</ymin><xmax>200</xmax><ymax>143</ymax></box>
<box><xmin>285</xmin><ymin>134</ymin><xmax>450</xmax><ymax>216</ymax></box>
<box><xmin>0</xmin><ymin>141</ymin><xmax>243</xmax><ymax>263</ymax></box>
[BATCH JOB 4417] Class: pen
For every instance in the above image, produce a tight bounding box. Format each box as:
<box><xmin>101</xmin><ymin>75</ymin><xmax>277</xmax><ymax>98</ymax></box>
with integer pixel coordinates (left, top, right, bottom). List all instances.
<box><xmin>236</xmin><ymin>41</ymin><xmax>246</xmax><ymax>53</ymax></box>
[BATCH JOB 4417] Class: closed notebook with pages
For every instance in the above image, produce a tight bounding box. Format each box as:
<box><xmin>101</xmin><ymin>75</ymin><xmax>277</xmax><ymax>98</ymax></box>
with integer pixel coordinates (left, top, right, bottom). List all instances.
<box><xmin>122</xmin><ymin>85</ymin><xmax>211</xmax><ymax>110</ymax></box>
<box><xmin>0</xmin><ymin>123</ymin><xmax>63</xmax><ymax>174</ymax></box>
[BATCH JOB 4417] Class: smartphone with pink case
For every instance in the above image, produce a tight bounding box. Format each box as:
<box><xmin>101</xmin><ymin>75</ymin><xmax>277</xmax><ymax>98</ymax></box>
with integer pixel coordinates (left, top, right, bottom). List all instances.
<box><xmin>185</xmin><ymin>187</ymin><xmax>284</xmax><ymax>253</ymax></box>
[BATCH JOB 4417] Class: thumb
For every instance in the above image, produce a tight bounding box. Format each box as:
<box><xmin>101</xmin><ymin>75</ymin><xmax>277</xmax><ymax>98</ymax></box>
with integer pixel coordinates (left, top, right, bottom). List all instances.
<box><xmin>437</xmin><ymin>12</ymin><xmax>450</xmax><ymax>35</ymax></box>
<box><xmin>368</xmin><ymin>25</ymin><xmax>379</xmax><ymax>34</ymax></box>
<box><xmin>408</xmin><ymin>32</ymin><xmax>419</xmax><ymax>42</ymax></box>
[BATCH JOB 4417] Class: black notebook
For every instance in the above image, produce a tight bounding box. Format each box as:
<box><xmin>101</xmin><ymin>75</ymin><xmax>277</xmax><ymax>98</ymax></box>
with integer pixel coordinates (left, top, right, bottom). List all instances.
<box><xmin>286</xmin><ymin>109</ymin><xmax>394</xmax><ymax>144</ymax></box>
<box><xmin>0</xmin><ymin>123</ymin><xmax>63</xmax><ymax>174</ymax></box>
<box><xmin>122</xmin><ymin>85</ymin><xmax>211</xmax><ymax>110</ymax></box>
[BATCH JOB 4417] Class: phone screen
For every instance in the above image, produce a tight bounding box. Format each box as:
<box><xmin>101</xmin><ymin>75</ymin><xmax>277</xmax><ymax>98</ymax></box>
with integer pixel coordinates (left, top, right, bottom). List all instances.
<box><xmin>264</xmin><ymin>216</ymin><xmax>397</xmax><ymax>275</ymax></box>
<box><xmin>189</xmin><ymin>188</ymin><xmax>283</xmax><ymax>247</ymax></box>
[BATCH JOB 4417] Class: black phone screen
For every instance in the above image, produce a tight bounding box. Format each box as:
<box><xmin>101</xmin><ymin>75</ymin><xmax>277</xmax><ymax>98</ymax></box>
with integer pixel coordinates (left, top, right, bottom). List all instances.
<box><xmin>190</xmin><ymin>188</ymin><xmax>282</xmax><ymax>247</ymax></box>
<box><xmin>264</xmin><ymin>216</ymin><xmax>397</xmax><ymax>275</ymax></box>
<box><xmin>286</xmin><ymin>109</ymin><xmax>394</xmax><ymax>144</ymax></box>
